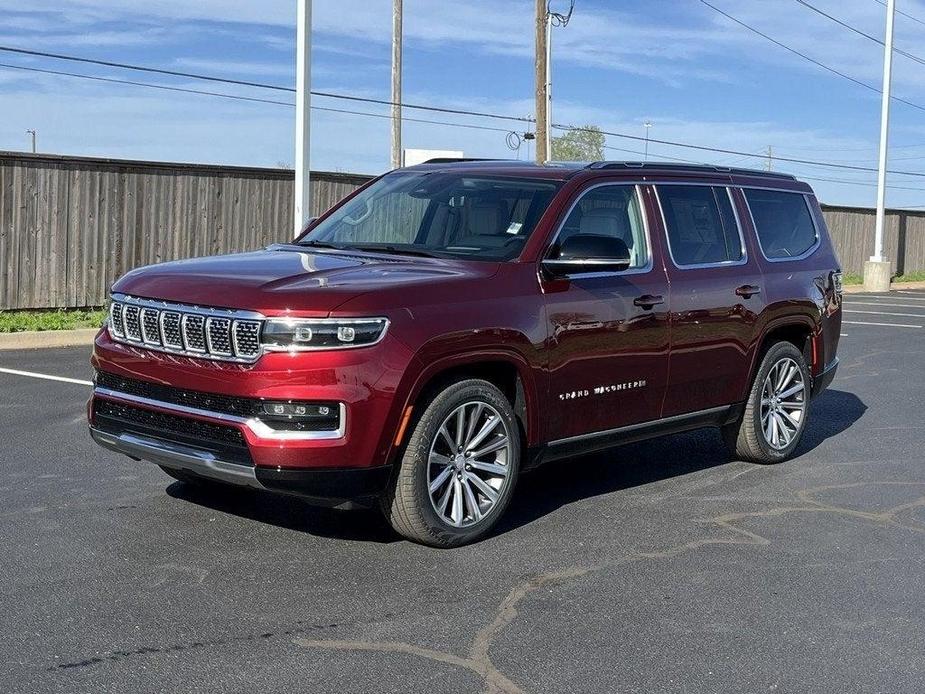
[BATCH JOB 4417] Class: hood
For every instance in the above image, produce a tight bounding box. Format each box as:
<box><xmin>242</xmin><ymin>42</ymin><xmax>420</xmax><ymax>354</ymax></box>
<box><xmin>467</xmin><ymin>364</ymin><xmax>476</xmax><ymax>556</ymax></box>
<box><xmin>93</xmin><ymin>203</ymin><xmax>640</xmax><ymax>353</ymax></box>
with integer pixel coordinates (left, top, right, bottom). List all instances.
<box><xmin>111</xmin><ymin>245</ymin><xmax>499</xmax><ymax>315</ymax></box>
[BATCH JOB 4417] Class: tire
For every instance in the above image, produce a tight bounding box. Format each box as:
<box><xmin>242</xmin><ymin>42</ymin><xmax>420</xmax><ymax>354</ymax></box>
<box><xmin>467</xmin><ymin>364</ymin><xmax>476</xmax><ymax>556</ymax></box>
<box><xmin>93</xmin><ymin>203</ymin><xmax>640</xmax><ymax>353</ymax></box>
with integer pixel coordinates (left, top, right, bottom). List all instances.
<box><xmin>723</xmin><ymin>341</ymin><xmax>811</xmax><ymax>464</ymax></box>
<box><xmin>381</xmin><ymin>379</ymin><xmax>521</xmax><ymax>547</ymax></box>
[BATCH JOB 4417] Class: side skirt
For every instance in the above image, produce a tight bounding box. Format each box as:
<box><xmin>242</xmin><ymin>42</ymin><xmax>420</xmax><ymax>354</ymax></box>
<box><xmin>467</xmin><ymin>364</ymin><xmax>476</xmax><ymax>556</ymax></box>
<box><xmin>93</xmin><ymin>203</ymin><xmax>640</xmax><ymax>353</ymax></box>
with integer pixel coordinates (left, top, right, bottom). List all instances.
<box><xmin>528</xmin><ymin>404</ymin><xmax>744</xmax><ymax>467</ymax></box>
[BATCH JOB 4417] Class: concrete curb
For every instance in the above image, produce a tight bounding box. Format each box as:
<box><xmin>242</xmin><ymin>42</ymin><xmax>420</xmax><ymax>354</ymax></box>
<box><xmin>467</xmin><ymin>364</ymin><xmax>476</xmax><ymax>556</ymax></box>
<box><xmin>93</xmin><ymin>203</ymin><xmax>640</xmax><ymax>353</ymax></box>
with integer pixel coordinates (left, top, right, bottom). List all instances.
<box><xmin>844</xmin><ymin>280</ymin><xmax>925</xmax><ymax>294</ymax></box>
<box><xmin>0</xmin><ymin>328</ymin><xmax>99</xmax><ymax>351</ymax></box>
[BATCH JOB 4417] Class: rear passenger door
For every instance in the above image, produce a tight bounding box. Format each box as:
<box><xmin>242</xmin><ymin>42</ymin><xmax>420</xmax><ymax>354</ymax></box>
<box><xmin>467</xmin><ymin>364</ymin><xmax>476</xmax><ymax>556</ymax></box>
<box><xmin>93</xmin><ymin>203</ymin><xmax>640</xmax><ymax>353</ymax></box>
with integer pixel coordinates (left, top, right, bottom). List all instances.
<box><xmin>655</xmin><ymin>184</ymin><xmax>767</xmax><ymax>416</ymax></box>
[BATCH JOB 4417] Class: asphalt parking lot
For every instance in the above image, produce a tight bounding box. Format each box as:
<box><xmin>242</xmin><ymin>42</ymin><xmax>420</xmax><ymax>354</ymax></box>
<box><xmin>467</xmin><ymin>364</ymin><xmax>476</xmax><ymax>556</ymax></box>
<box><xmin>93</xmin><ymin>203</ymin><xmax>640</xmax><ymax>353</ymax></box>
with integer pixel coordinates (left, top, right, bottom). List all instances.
<box><xmin>2</xmin><ymin>290</ymin><xmax>925</xmax><ymax>694</ymax></box>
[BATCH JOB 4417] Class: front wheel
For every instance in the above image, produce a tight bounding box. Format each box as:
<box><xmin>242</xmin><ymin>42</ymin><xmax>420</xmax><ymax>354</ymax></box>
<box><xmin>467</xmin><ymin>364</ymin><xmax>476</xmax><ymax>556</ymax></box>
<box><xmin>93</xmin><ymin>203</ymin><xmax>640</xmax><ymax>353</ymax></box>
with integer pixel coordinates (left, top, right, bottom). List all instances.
<box><xmin>723</xmin><ymin>341</ymin><xmax>811</xmax><ymax>464</ymax></box>
<box><xmin>381</xmin><ymin>379</ymin><xmax>521</xmax><ymax>547</ymax></box>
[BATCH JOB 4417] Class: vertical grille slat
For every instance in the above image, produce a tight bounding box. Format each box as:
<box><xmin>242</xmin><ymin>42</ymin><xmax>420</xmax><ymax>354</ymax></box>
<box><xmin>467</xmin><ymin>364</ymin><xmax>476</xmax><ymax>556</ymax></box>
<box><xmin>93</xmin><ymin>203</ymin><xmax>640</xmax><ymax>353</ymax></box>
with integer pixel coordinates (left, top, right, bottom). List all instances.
<box><xmin>106</xmin><ymin>296</ymin><xmax>262</xmax><ymax>363</ymax></box>
<box><xmin>182</xmin><ymin>314</ymin><xmax>207</xmax><ymax>353</ymax></box>
<box><xmin>109</xmin><ymin>303</ymin><xmax>125</xmax><ymax>338</ymax></box>
<box><xmin>140</xmin><ymin>308</ymin><xmax>161</xmax><ymax>345</ymax></box>
<box><xmin>206</xmin><ymin>317</ymin><xmax>232</xmax><ymax>356</ymax></box>
<box><xmin>123</xmin><ymin>305</ymin><xmax>142</xmax><ymax>341</ymax></box>
<box><xmin>232</xmin><ymin>321</ymin><xmax>261</xmax><ymax>358</ymax></box>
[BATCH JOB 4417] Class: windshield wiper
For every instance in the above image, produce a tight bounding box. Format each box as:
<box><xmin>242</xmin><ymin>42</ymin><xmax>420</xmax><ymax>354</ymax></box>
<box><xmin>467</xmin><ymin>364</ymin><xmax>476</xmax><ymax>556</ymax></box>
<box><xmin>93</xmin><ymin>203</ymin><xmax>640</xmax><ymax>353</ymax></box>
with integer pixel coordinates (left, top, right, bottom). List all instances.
<box><xmin>299</xmin><ymin>240</ymin><xmax>347</xmax><ymax>251</ymax></box>
<box><xmin>349</xmin><ymin>244</ymin><xmax>438</xmax><ymax>258</ymax></box>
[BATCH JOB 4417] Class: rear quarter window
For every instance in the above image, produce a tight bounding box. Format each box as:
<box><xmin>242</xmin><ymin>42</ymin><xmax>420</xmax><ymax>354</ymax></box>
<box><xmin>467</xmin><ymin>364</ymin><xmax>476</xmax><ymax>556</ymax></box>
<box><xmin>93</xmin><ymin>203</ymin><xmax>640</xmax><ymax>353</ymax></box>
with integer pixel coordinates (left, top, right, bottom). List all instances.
<box><xmin>744</xmin><ymin>189</ymin><xmax>818</xmax><ymax>260</ymax></box>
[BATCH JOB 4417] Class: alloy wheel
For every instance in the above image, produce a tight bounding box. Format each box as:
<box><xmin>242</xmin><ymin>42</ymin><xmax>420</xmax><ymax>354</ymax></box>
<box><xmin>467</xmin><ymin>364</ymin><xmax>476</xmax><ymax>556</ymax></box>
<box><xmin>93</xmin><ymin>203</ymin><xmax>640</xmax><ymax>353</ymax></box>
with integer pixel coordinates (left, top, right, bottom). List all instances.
<box><xmin>759</xmin><ymin>357</ymin><xmax>807</xmax><ymax>450</ymax></box>
<box><xmin>427</xmin><ymin>401</ymin><xmax>512</xmax><ymax>528</ymax></box>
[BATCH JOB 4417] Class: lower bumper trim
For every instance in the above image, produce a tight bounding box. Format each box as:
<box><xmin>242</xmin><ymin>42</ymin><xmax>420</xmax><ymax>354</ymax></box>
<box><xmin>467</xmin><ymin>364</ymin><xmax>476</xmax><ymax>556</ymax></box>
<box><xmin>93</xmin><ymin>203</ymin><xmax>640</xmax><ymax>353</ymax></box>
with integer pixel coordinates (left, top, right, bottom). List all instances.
<box><xmin>89</xmin><ymin>426</ymin><xmax>391</xmax><ymax>506</ymax></box>
<box><xmin>90</xmin><ymin>427</ymin><xmax>262</xmax><ymax>489</ymax></box>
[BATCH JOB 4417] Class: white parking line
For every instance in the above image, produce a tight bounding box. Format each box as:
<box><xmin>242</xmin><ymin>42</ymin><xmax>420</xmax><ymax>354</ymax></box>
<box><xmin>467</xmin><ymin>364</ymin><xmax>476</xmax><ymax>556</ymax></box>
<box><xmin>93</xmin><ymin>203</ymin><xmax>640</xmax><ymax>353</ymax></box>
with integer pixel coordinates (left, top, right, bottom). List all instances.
<box><xmin>845</xmin><ymin>301</ymin><xmax>925</xmax><ymax>309</ymax></box>
<box><xmin>848</xmin><ymin>295</ymin><xmax>925</xmax><ymax>302</ymax></box>
<box><xmin>844</xmin><ymin>309</ymin><xmax>925</xmax><ymax>318</ymax></box>
<box><xmin>842</xmin><ymin>320</ymin><xmax>923</xmax><ymax>329</ymax></box>
<box><xmin>0</xmin><ymin>367</ymin><xmax>93</xmax><ymax>386</ymax></box>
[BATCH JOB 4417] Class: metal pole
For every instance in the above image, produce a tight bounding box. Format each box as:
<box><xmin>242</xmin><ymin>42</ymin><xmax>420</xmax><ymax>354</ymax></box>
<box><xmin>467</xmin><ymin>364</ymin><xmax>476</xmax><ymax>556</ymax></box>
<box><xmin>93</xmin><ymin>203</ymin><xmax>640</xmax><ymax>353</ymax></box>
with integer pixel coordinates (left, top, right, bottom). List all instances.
<box><xmin>644</xmin><ymin>121</ymin><xmax>652</xmax><ymax>161</ymax></box>
<box><xmin>872</xmin><ymin>0</ymin><xmax>896</xmax><ymax>263</ymax></box>
<box><xmin>545</xmin><ymin>11</ymin><xmax>552</xmax><ymax>162</ymax></box>
<box><xmin>26</xmin><ymin>129</ymin><xmax>36</xmax><ymax>153</ymax></box>
<box><xmin>294</xmin><ymin>0</ymin><xmax>312</xmax><ymax>237</ymax></box>
<box><xmin>766</xmin><ymin>145</ymin><xmax>772</xmax><ymax>172</ymax></box>
<box><xmin>534</xmin><ymin>0</ymin><xmax>548</xmax><ymax>164</ymax></box>
<box><xmin>391</xmin><ymin>0</ymin><xmax>403</xmax><ymax>168</ymax></box>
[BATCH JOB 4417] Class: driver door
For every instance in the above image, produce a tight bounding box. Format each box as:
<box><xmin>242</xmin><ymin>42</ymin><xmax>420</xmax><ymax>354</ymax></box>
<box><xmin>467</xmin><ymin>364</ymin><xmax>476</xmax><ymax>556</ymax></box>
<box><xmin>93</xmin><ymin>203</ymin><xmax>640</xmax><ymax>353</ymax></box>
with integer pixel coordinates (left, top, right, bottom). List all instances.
<box><xmin>542</xmin><ymin>183</ymin><xmax>670</xmax><ymax>443</ymax></box>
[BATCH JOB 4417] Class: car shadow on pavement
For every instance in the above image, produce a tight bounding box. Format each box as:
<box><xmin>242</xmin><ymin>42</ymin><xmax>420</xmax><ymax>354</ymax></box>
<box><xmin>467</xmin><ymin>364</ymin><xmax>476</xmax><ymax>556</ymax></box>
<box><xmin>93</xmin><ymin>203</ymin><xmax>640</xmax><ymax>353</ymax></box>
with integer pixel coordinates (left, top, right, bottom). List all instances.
<box><xmin>166</xmin><ymin>389</ymin><xmax>864</xmax><ymax>545</ymax></box>
<box><xmin>165</xmin><ymin>483</ymin><xmax>399</xmax><ymax>543</ymax></box>
<box><xmin>494</xmin><ymin>389</ymin><xmax>867</xmax><ymax>537</ymax></box>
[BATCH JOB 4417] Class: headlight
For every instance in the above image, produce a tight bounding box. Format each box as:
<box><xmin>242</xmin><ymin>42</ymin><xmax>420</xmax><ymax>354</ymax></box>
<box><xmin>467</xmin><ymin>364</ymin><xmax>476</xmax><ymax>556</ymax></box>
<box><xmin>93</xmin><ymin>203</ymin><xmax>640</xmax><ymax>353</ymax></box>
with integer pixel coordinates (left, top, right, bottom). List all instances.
<box><xmin>262</xmin><ymin>317</ymin><xmax>389</xmax><ymax>351</ymax></box>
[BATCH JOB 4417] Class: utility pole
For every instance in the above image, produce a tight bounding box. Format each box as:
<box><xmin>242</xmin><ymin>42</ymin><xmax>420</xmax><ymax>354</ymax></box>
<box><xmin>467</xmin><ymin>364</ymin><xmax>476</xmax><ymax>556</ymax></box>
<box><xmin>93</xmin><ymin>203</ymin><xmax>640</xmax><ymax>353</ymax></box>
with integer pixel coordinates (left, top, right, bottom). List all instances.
<box><xmin>391</xmin><ymin>0</ymin><xmax>403</xmax><ymax>169</ymax></box>
<box><xmin>294</xmin><ymin>0</ymin><xmax>312</xmax><ymax>237</ymax></box>
<box><xmin>534</xmin><ymin>0</ymin><xmax>549</xmax><ymax>164</ymax></box>
<box><xmin>644</xmin><ymin>121</ymin><xmax>652</xmax><ymax>161</ymax></box>
<box><xmin>766</xmin><ymin>145</ymin><xmax>772</xmax><ymax>171</ymax></box>
<box><xmin>26</xmin><ymin>129</ymin><xmax>36</xmax><ymax>153</ymax></box>
<box><xmin>866</xmin><ymin>0</ymin><xmax>895</xmax><ymax>291</ymax></box>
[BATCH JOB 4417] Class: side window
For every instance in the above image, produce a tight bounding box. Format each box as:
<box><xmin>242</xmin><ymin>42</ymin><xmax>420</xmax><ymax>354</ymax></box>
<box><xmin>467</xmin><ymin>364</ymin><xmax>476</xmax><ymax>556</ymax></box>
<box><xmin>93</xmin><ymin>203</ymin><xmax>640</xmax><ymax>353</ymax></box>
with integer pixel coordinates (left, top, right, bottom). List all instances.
<box><xmin>657</xmin><ymin>186</ymin><xmax>743</xmax><ymax>267</ymax></box>
<box><xmin>744</xmin><ymin>189</ymin><xmax>818</xmax><ymax>259</ymax></box>
<box><xmin>556</xmin><ymin>185</ymin><xmax>649</xmax><ymax>269</ymax></box>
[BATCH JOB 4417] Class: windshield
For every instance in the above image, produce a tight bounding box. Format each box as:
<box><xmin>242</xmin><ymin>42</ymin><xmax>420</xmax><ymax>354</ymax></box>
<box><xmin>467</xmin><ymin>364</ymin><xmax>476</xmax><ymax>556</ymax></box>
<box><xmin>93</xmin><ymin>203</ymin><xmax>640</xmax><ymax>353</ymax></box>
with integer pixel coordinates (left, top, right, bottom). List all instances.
<box><xmin>302</xmin><ymin>172</ymin><xmax>561</xmax><ymax>260</ymax></box>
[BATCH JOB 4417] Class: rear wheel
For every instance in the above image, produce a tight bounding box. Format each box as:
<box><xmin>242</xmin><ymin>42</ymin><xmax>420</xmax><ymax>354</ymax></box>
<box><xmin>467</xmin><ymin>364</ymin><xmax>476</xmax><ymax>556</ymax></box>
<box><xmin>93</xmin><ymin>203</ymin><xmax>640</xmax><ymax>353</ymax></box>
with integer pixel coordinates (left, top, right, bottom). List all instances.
<box><xmin>381</xmin><ymin>379</ymin><xmax>521</xmax><ymax>547</ymax></box>
<box><xmin>723</xmin><ymin>341</ymin><xmax>810</xmax><ymax>464</ymax></box>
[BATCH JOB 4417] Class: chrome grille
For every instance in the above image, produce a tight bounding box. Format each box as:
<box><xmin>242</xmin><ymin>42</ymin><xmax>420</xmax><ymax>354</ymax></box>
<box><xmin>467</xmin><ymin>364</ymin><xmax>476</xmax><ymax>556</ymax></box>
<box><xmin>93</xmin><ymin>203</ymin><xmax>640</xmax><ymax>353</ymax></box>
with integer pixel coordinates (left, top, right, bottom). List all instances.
<box><xmin>141</xmin><ymin>308</ymin><xmax>161</xmax><ymax>345</ymax></box>
<box><xmin>206</xmin><ymin>317</ymin><xmax>232</xmax><ymax>356</ymax></box>
<box><xmin>161</xmin><ymin>312</ymin><xmax>182</xmax><ymax>348</ymax></box>
<box><xmin>182</xmin><ymin>314</ymin><xmax>207</xmax><ymax>352</ymax></box>
<box><xmin>107</xmin><ymin>294</ymin><xmax>264</xmax><ymax>363</ymax></box>
<box><xmin>232</xmin><ymin>321</ymin><xmax>261</xmax><ymax>358</ymax></box>
<box><xmin>109</xmin><ymin>303</ymin><xmax>125</xmax><ymax>338</ymax></box>
<box><xmin>124</xmin><ymin>305</ymin><xmax>142</xmax><ymax>341</ymax></box>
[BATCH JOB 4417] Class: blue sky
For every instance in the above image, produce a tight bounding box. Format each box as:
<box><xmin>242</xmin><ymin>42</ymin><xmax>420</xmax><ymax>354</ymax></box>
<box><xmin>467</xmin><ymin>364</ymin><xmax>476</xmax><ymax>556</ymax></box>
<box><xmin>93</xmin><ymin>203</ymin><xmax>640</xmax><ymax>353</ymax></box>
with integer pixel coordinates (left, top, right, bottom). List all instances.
<box><xmin>3</xmin><ymin>0</ymin><xmax>925</xmax><ymax>207</ymax></box>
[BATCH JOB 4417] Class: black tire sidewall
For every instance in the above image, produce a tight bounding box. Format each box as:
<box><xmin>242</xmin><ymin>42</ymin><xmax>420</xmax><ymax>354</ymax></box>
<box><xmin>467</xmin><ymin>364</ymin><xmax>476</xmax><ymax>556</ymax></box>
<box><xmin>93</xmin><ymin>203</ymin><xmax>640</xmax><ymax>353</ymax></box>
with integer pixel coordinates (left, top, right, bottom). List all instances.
<box><xmin>400</xmin><ymin>380</ymin><xmax>521</xmax><ymax>546</ymax></box>
<box><xmin>748</xmin><ymin>342</ymin><xmax>811</xmax><ymax>461</ymax></box>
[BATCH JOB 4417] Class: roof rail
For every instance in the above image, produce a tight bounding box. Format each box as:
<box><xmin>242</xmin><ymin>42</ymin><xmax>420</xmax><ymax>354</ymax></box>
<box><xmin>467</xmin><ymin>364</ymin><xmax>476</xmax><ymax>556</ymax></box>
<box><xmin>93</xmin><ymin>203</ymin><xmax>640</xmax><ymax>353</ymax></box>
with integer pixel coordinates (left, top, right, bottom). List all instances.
<box><xmin>421</xmin><ymin>157</ymin><xmax>504</xmax><ymax>164</ymax></box>
<box><xmin>586</xmin><ymin>161</ymin><xmax>797</xmax><ymax>181</ymax></box>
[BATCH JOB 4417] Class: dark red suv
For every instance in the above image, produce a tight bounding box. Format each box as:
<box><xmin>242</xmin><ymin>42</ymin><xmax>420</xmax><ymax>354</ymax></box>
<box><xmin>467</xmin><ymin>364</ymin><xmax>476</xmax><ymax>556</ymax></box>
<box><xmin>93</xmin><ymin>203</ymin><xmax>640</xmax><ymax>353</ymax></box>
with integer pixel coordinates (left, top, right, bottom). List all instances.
<box><xmin>89</xmin><ymin>160</ymin><xmax>842</xmax><ymax>546</ymax></box>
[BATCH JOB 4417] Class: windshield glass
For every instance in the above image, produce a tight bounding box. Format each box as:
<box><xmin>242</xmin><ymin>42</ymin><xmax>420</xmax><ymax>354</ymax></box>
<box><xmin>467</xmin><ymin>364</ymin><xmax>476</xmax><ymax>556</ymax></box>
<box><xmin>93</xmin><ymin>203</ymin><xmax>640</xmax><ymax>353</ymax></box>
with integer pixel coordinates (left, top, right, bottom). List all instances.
<box><xmin>302</xmin><ymin>172</ymin><xmax>561</xmax><ymax>260</ymax></box>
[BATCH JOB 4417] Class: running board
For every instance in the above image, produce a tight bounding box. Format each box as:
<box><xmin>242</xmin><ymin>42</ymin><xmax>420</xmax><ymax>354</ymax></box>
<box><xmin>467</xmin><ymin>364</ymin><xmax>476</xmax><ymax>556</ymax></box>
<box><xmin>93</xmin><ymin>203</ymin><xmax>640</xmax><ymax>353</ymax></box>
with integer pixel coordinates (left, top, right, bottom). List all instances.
<box><xmin>537</xmin><ymin>404</ymin><xmax>743</xmax><ymax>465</ymax></box>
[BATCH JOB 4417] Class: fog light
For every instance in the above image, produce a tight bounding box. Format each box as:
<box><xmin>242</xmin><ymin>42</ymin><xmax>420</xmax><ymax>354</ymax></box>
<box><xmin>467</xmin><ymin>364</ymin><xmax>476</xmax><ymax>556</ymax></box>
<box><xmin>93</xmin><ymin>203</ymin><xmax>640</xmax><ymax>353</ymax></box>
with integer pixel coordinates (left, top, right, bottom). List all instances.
<box><xmin>257</xmin><ymin>400</ymin><xmax>342</xmax><ymax>432</ymax></box>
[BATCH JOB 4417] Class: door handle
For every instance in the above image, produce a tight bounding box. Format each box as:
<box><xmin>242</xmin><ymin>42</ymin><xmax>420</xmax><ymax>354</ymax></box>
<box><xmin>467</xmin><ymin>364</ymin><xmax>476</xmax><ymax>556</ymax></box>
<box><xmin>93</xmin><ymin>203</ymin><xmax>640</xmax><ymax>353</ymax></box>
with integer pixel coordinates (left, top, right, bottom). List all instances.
<box><xmin>735</xmin><ymin>284</ymin><xmax>761</xmax><ymax>298</ymax></box>
<box><xmin>633</xmin><ymin>294</ymin><xmax>664</xmax><ymax>309</ymax></box>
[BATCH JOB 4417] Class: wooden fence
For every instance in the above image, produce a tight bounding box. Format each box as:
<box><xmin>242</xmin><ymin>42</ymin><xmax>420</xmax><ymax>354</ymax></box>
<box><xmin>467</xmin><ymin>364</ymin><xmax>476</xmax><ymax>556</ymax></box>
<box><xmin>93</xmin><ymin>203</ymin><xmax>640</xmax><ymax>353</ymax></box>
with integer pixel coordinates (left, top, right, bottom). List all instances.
<box><xmin>1</xmin><ymin>151</ymin><xmax>923</xmax><ymax>310</ymax></box>
<box><xmin>0</xmin><ymin>152</ymin><xmax>372</xmax><ymax>310</ymax></box>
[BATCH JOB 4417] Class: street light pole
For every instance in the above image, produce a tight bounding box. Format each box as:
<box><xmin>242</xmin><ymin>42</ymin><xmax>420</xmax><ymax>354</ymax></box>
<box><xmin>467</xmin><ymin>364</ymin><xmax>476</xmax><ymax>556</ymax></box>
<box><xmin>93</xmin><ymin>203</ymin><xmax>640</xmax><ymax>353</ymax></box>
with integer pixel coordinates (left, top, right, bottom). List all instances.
<box><xmin>26</xmin><ymin>129</ymin><xmax>36</xmax><ymax>153</ymax></box>
<box><xmin>294</xmin><ymin>0</ymin><xmax>312</xmax><ymax>237</ymax></box>
<box><xmin>865</xmin><ymin>0</ymin><xmax>896</xmax><ymax>291</ymax></box>
<box><xmin>391</xmin><ymin>0</ymin><xmax>403</xmax><ymax>169</ymax></box>
<box><xmin>643</xmin><ymin>121</ymin><xmax>652</xmax><ymax>161</ymax></box>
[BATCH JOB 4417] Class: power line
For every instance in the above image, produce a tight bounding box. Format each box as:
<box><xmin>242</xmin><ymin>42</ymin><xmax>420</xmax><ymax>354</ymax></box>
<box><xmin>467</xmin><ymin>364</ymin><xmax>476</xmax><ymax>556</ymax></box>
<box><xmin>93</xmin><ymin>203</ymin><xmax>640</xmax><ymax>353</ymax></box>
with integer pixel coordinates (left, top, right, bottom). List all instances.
<box><xmin>0</xmin><ymin>43</ymin><xmax>534</xmax><ymax>127</ymax></box>
<box><xmin>699</xmin><ymin>0</ymin><xmax>925</xmax><ymax>113</ymax></box>
<box><xmin>8</xmin><ymin>43</ymin><xmax>925</xmax><ymax>179</ymax></box>
<box><xmin>794</xmin><ymin>0</ymin><xmax>925</xmax><ymax>67</ymax></box>
<box><xmin>873</xmin><ymin>0</ymin><xmax>925</xmax><ymax>28</ymax></box>
<box><xmin>0</xmin><ymin>62</ymin><xmax>520</xmax><ymax>137</ymax></box>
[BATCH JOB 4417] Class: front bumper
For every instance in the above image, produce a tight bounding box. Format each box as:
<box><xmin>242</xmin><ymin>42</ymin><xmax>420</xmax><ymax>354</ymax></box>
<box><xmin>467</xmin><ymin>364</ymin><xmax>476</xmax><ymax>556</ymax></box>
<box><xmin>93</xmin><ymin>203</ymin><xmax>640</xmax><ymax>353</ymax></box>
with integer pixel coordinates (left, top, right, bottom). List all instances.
<box><xmin>89</xmin><ymin>426</ymin><xmax>391</xmax><ymax>507</ymax></box>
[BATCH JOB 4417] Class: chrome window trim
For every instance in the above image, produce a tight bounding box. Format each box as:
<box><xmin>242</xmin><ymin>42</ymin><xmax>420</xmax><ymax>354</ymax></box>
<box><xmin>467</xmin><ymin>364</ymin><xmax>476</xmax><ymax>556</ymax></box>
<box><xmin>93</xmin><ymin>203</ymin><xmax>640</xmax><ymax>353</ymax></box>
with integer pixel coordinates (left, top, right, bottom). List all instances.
<box><xmin>741</xmin><ymin>189</ymin><xmax>822</xmax><ymax>263</ymax></box>
<box><xmin>94</xmin><ymin>387</ymin><xmax>347</xmax><ymax>441</ymax></box>
<box><xmin>542</xmin><ymin>182</ymin><xmax>655</xmax><ymax>278</ymax></box>
<box><xmin>653</xmin><ymin>184</ymin><xmax>749</xmax><ymax>270</ymax></box>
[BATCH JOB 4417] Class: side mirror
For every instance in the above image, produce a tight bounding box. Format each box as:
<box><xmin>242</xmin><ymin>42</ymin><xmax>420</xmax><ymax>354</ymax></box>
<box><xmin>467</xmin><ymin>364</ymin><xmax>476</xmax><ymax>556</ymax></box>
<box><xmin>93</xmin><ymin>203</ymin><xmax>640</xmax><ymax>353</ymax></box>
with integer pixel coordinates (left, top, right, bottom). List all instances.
<box><xmin>542</xmin><ymin>234</ymin><xmax>631</xmax><ymax>277</ymax></box>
